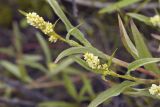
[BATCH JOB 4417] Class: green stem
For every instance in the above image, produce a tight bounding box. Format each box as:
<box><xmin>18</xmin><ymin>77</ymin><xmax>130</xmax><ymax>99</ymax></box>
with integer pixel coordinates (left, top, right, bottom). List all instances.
<box><xmin>108</xmin><ymin>71</ymin><xmax>159</xmax><ymax>84</ymax></box>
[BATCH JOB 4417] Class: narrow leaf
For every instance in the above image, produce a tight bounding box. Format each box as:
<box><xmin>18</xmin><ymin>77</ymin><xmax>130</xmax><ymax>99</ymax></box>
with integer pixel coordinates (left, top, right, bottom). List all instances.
<box><xmin>118</xmin><ymin>15</ymin><xmax>138</xmax><ymax>58</ymax></box>
<box><xmin>63</xmin><ymin>74</ymin><xmax>78</xmax><ymax>100</ymax></box>
<box><xmin>47</xmin><ymin>0</ymin><xmax>91</xmax><ymax>46</ymax></box>
<box><xmin>127</xmin><ymin>13</ymin><xmax>151</xmax><ymax>25</ymax></box>
<box><xmin>13</xmin><ymin>22</ymin><xmax>22</xmax><ymax>53</ymax></box>
<box><xmin>55</xmin><ymin>47</ymin><xmax>106</xmax><ymax>63</ymax></box>
<box><xmin>55</xmin><ymin>47</ymin><xmax>128</xmax><ymax>68</ymax></box>
<box><xmin>128</xmin><ymin>58</ymin><xmax>160</xmax><ymax>72</ymax></box>
<box><xmin>39</xmin><ymin>101</ymin><xmax>77</xmax><ymax>107</ymax></box>
<box><xmin>0</xmin><ymin>47</ymin><xmax>15</xmax><ymax>56</ymax></box>
<box><xmin>0</xmin><ymin>61</ymin><xmax>21</xmax><ymax>78</ymax></box>
<box><xmin>131</xmin><ymin>21</ymin><xmax>159</xmax><ymax>73</ymax></box>
<box><xmin>88</xmin><ymin>81</ymin><xmax>137</xmax><ymax>107</ymax></box>
<box><xmin>73</xmin><ymin>56</ymin><xmax>93</xmax><ymax>72</ymax></box>
<box><xmin>99</xmin><ymin>0</ymin><xmax>140</xmax><ymax>14</ymax></box>
<box><xmin>49</xmin><ymin>57</ymin><xmax>75</xmax><ymax>76</ymax></box>
<box><xmin>36</xmin><ymin>33</ymin><xmax>52</xmax><ymax>64</ymax></box>
<box><xmin>18</xmin><ymin>60</ymin><xmax>48</xmax><ymax>73</ymax></box>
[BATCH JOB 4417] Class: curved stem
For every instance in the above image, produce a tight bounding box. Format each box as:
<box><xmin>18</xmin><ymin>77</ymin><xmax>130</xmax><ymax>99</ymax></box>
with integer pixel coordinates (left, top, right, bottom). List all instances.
<box><xmin>108</xmin><ymin>71</ymin><xmax>159</xmax><ymax>84</ymax></box>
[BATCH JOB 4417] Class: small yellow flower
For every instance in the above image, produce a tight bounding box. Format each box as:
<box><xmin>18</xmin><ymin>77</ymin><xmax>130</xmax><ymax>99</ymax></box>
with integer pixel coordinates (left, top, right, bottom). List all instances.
<box><xmin>42</xmin><ymin>22</ymin><xmax>53</xmax><ymax>34</ymax></box>
<box><xmin>150</xmin><ymin>15</ymin><xmax>160</xmax><ymax>27</ymax></box>
<box><xmin>49</xmin><ymin>35</ymin><xmax>58</xmax><ymax>43</ymax></box>
<box><xmin>26</xmin><ymin>12</ymin><xmax>53</xmax><ymax>35</ymax></box>
<box><xmin>149</xmin><ymin>84</ymin><xmax>160</xmax><ymax>96</ymax></box>
<box><xmin>101</xmin><ymin>64</ymin><xmax>109</xmax><ymax>70</ymax></box>
<box><xmin>84</xmin><ymin>52</ymin><xmax>100</xmax><ymax>69</ymax></box>
<box><xmin>83</xmin><ymin>52</ymin><xmax>111</xmax><ymax>77</ymax></box>
<box><xmin>26</xmin><ymin>12</ymin><xmax>60</xmax><ymax>43</ymax></box>
<box><xmin>26</xmin><ymin>12</ymin><xmax>45</xmax><ymax>29</ymax></box>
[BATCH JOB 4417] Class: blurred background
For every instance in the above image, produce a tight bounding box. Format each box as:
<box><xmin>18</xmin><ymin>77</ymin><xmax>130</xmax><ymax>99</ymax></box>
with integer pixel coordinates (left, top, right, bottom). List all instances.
<box><xmin>0</xmin><ymin>0</ymin><xmax>160</xmax><ymax>107</ymax></box>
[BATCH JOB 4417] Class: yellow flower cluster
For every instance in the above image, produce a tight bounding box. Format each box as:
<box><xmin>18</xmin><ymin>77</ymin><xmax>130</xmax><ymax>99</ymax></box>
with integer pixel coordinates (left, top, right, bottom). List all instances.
<box><xmin>84</xmin><ymin>52</ymin><xmax>100</xmax><ymax>69</ymax></box>
<box><xmin>149</xmin><ymin>84</ymin><xmax>160</xmax><ymax>96</ymax></box>
<box><xmin>84</xmin><ymin>52</ymin><xmax>109</xmax><ymax>75</ymax></box>
<box><xmin>26</xmin><ymin>12</ymin><xmax>58</xmax><ymax>42</ymax></box>
<box><xmin>150</xmin><ymin>15</ymin><xmax>160</xmax><ymax>27</ymax></box>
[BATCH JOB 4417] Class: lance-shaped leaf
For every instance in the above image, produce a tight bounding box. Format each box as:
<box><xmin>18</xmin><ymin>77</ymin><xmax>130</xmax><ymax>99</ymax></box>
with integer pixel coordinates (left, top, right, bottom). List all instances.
<box><xmin>88</xmin><ymin>81</ymin><xmax>137</xmax><ymax>107</ymax></box>
<box><xmin>99</xmin><ymin>0</ymin><xmax>139</xmax><ymax>14</ymax></box>
<box><xmin>127</xmin><ymin>13</ymin><xmax>151</xmax><ymax>25</ymax></box>
<box><xmin>130</xmin><ymin>21</ymin><xmax>159</xmax><ymax>73</ymax></box>
<box><xmin>36</xmin><ymin>33</ymin><xmax>52</xmax><ymax>64</ymax></box>
<box><xmin>47</xmin><ymin>0</ymin><xmax>91</xmax><ymax>46</ymax></box>
<box><xmin>55</xmin><ymin>46</ymin><xmax>128</xmax><ymax>68</ymax></box>
<box><xmin>39</xmin><ymin>101</ymin><xmax>78</xmax><ymax>107</ymax></box>
<box><xmin>118</xmin><ymin>15</ymin><xmax>138</xmax><ymax>58</ymax></box>
<box><xmin>128</xmin><ymin>58</ymin><xmax>160</xmax><ymax>72</ymax></box>
<box><xmin>63</xmin><ymin>74</ymin><xmax>78</xmax><ymax>100</ymax></box>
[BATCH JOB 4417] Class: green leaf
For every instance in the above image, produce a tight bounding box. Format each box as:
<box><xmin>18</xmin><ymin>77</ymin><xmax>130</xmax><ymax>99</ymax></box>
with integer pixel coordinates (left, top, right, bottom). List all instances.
<box><xmin>22</xmin><ymin>54</ymin><xmax>42</xmax><ymax>62</ymax></box>
<box><xmin>128</xmin><ymin>58</ymin><xmax>160</xmax><ymax>72</ymax></box>
<box><xmin>125</xmin><ymin>88</ymin><xmax>160</xmax><ymax>99</ymax></box>
<box><xmin>63</xmin><ymin>74</ymin><xmax>78</xmax><ymax>100</ymax></box>
<box><xmin>130</xmin><ymin>21</ymin><xmax>159</xmax><ymax>73</ymax></box>
<box><xmin>55</xmin><ymin>47</ymin><xmax>107</xmax><ymax>63</ymax></box>
<box><xmin>36</xmin><ymin>33</ymin><xmax>52</xmax><ymax>64</ymax></box>
<box><xmin>55</xmin><ymin>46</ymin><xmax>128</xmax><ymax>68</ymax></box>
<box><xmin>0</xmin><ymin>47</ymin><xmax>15</xmax><ymax>56</ymax></box>
<box><xmin>49</xmin><ymin>57</ymin><xmax>75</xmax><ymax>76</ymax></box>
<box><xmin>118</xmin><ymin>15</ymin><xmax>138</xmax><ymax>58</ymax></box>
<box><xmin>0</xmin><ymin>60</ymin><xmax>31</xmax><ymax>82</ymax></box>
<box><xmin>72</xmin><ymin>56</ymin><xmax>93</xmax><ymax>71</ymax></box>
<box><xmin>88</xmin><ymin>81</ymin><xmax>137</xmax><ymax>107</ymax></box>
<box><xmin>0</xmin><ymin>61</ymin><xmax>21</xmax><ymax>78</ymax></box>
<box><xmin>108</xmin><ymin>48</ymin><xmax>118</xmax><ymax>67</ymax></box>
<box><xmin>18</xmin><ymin>59</ymin><xmax>48</xmax><ymax>73</ymax></box>
<box><xmin>66</xmin><ymin>23</ymin><xmax>82</xmax><ymax>40</ymax></box>
<box><xmin>99</xmin><ymin>0</ymin><xmax>140</xmax><ymax>14</ymax></box>
<box><xmin>13</xmin><ymin>22</ymin><xmax>22</xmax><ymax>53</ymax></box>
<box><xmin>81</xmin><ymin>75</ymin><xmax>95</xmax><ymax>99</ymax></box>
<box><xmin>47</xmin><ymin>0</ymin><xmax>91</xmax><ymax>46</ymax></box>
<box><xmin>39</xmin><ymin>101</ymin><xmax>77</xmax><ymax>107</ymax></box>
<box><xmin>18</xmin><ymin>10</ymin><xmax>27</xmax><ymax>16</ymax></box>
<box><xmin>127</xmin><ymin>13</ymin><xmax>151</xmax><ymax>25</ymax></box>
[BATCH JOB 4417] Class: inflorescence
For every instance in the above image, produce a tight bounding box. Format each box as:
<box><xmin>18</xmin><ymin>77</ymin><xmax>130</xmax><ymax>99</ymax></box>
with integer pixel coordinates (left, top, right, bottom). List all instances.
<box><xmin>26</xmin><ymin>12</ymin><xmax>59</xmax><ymax>42</ymax></box>
<box><xmin>83</xmin><ymin>52</ymin><xmax>109</xmax><ymax>76</ymax></box>
<box><xmin>149</xmin><ymin>84</ymin><xmax>160</xmax><ymax>96</ymax></box>
<box><xmin>150</xmin><ymin>15</ymin><xmax>160</xmax><ymax>28</ymax></box>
